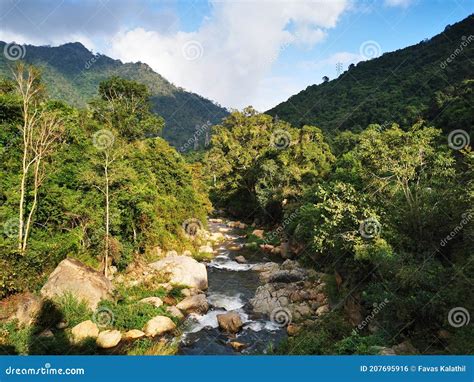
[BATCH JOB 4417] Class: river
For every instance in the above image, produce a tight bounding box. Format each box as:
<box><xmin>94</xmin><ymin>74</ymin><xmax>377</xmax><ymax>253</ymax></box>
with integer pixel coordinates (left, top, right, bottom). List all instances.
<box><xmin>178</xmin><ymin>219</ymin><xmax>287</xmax><ymax>354</ymax></box>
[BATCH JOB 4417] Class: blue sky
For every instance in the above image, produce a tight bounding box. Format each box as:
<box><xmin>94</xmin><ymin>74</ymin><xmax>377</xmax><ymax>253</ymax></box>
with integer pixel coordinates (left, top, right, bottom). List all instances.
<box><xmin>1</xmin><ymin>0</ymin><xmax>473</xmax><ymax>110</ymax></box>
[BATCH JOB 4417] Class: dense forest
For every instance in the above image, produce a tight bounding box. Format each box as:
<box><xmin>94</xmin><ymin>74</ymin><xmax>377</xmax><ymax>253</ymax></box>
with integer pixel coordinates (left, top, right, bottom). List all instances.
<box><xmin>0</xmin><ymin>14</ymin><xmax>472</xmax><ymax>356</ymax></box>
<box><xmin>0</xmin><ymin>41</ymin><xmax>229</xmax><ymax>149</ymax></box>
<box><xmin>267</xmin><ymin>15</ymin><xmax>474</xmax><ymax>143</ymax></box>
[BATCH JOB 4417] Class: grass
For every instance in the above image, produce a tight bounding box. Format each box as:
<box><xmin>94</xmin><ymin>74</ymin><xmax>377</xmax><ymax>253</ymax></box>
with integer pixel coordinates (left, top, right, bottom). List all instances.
<box><xmin>126</xmin><ymin>338</ymin><xmax>178</xmax><ymax>355</ymax></box>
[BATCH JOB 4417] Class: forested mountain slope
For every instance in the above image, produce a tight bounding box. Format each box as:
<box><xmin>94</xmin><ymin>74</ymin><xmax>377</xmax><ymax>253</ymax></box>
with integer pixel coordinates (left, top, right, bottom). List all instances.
<box><xmin>267</xmin><ymin>14</ymin><xmax>474</xmax><ymax>136</ymax></box>
<box><xmin>0</xmin><ymin>41</ymin><xmax>228</xmax><ymax>149</ymax></box>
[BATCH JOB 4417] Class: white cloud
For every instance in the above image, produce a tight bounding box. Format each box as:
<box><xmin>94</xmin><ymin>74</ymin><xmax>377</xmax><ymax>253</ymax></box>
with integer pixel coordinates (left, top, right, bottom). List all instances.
<box><xmin>108</xmin><ymin>0</ymin><xmax>349</xmax><ymax>109</ymax></box>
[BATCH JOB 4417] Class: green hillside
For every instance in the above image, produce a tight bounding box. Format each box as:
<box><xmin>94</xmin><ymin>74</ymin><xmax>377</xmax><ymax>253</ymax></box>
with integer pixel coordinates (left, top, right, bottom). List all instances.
<box><xmin>267</xmin><ymin>14</ymin><xmax>474</xmax><ymax>137</ymax></box>
<box><xmin>0</xmin><ymin>41</ymin><xmax>228</xmax><ymax>149</ymax></box>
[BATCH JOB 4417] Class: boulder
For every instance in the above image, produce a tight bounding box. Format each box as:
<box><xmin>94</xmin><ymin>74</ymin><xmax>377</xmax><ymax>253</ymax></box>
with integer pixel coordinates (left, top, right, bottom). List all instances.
<box><xmin>176</xmin><ymin>294</ymin><xmax>209</xmax><ymax>314</ymax></box>
<box><xmin>138</xmin><ymin>297</ymin><xmax>163</xmax><ymax>308</ymax></box>
<box><xmin>238</xmin><ymin>223</ymin><xmax>247</xmax><ymax>230</ymax></box>
<box><xmin>166</xmin><ymin>306</ymin><xmax>184</xmax><ymax>320</ymax></box>
<box><xmin>229</xmin><ymin>341</ymin><xmax>247</xmax><ymax>351</ymax></box>
<box><xmin>316</xmin><ymin>305</ymin><xmax>330</xmax><ymax>316</ymax></box>
<box><xmin>287</xmin><ymin>323</ymin><xmax>300</xmax><ymax>336</ymax></box>
<box><xmin>217</xmin><ymin>311</ymin><xmax>243</xmax><ymax>333</ymax></box>
<box><xmin>234</xmin><ymin>255</ymin><xmax>247</xmax><ymax>264</ymax></box>
<box><xmin>96</xmin><ymin>330</ymin><xmax>121</xmax><ymax>348</ymax></box>
<box><xmin>198</xmin><ymin>245</ymin><xmax>214</xmax><ymax>254</ymax></box>
<box><xmin>123</xmin><ymin>329</ymin><xmax>145</xmax><ymax>340</ymax></box>
<box><xmin>0</xmin><ymin>292</ymin><xmax>42</xmax><ymax>326</ymax></box>
<box><xmin>268</xmin><ymin>270</ymin><xmax>306</xmax><ymax>283</ymax></box>
<box><xmin>71</xmin><ymin>320</ymin><xmax>99</xmax><ymax>343</ymax></box>
<box><xmin>162</xmin><ymin>296</ymin><xmax>177</xmax><ymax>305</ymax></box>
<box><xmin>149</xmin><ymin>255</ymin><xmax>208</xmax><ymax>290</ymax></box>
<box><xmin>40</xmin><ymin>258</ymin><xmax>113</xmax><ymax>310</ymax></box>
<box><xmin>252</xmin><ymin>229</ymin><xmax>264</xmax><ymax>239</ymax></box>
<box><xmin>393</xmin><ymin>340</ymin><xmax>418</xmax><ymax>354</ymax></box>
<box><xmin>143</xmin><ymin>316</ymin><xmax>176</xmax><ymax>337</ymax></box>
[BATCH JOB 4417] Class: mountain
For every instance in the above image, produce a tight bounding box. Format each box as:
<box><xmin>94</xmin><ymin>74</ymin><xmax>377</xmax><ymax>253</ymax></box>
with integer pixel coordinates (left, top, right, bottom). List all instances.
<box><xmin>0</xmin><ymin>41</ymin><xmax>228</xmax><ymax>149</ymax></box>
<box><xmin>267</xmin><ymin>14</ymin><xmax>474</xmax><ymax>136</ymax></box>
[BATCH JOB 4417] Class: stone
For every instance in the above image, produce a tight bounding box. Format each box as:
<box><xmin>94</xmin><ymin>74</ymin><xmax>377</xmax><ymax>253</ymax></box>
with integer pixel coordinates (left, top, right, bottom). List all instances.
<box><xmin>149</xmin><ymin>255</ymin><xmax>208</xmax><ymax>290</ymax></box>
<box><xmin>143</xmin><ymin>316</ymin><xmax>176</xmax><ymax>337</ymax></box>
<box><xmin>260</xmin><ymin>244</ymin><xmax>274</xmax><ymax>252</ymax></box>
<box><xmin>217</xmin><ymin>311</ymin><xmax>243</xmax><ymax>333</ymax></box>
<box><xmin>279</xmin><ymin>242</ymin><xmax>291</xmax><ymax>259</ymax></box>
<box><xmin>166</xmin><ymin>306</ymin><xmax>184</xmax><ymax>320</ymax></box>
<box><xmin>229</xmin><ymin>341</ymin><xmax>247</xmax><ymax>351</ymax></box>
<box><xmin>182</xmin><ymin>250</ymin><xmax>192</xmax><ymax>257</ymax></box>
<box><xmin>176</xmin><ymin>294</ymin><xmax>209</xmax><ymax>314</ymax></box>
<box><xmin>198</xmin><ymin>245</ymin><xmax>214</xmax><ymax>254</ymax></box>
<box><xmin>238</xmin><ymin>223</ymin><xmax>247</xmax><ymax>230</ymax></box>
<box><xmin>0</xmin><ymin>292</ymin><xmax>42</xmax><ymax>327</ymax></box>
<box><xmin>56</xmin><ymin>321</ymin><xmax>68</xmax><ymax>329</ymax></box>
<box><xmin>123</xmin><ymin>329</ymin><xmax>145</xmax><ymax>340</ymax></box>
<box><xmin>316</xmin><ymin>305</ymin><xmax>330</xmax><ymax>316</ymax></box>
<box><xmin>162</xmin><ymin>296</ymin><xmax>177</xmax><ymax>305</ymax></box>
<box><xmin>234</xmin><ymin>255</ymin><xmax>247</xmax><ymax>264</ymax></box>
<box><xmin>166</xmin><ymin>250</ymin><xmax>179</xmax><ymax>257</ymax></box>
<box><xmin>96</xmin><ymin>330</ymin><xmax>121</xmax><ymax>348</ymax></box>
<box><xmin>252</xmin><ymin>229</ymin><xmax>264</xmax><ymax>239</ymax></box>
<box><xmin>38</xmin><ymin>329</ymin><xmax>54</xmax><ymax>338</ymax></box>
<box><xmin>138</xmin><ymin>297</ymin><xmax>163</xmax><ymax>308</ymax></box>
<box><xmin>393</xmin><ymin>340</ymin><xmax>418</xmax><ymax>354</ymax></box>
<box><xmin>41</xmin><ymin>258</ymin><xmax>113</xmax><ymax>310</ymax></box>
<box><xmin>268</xmin><ymin>270</ymin><xmax>306</xmax><ymax>283</ymax></box>
<box><xmin>229</xmin><ymin>245</ymin><xmax>241</xmax><ymax>251</ymax></box>
<box><xmin>438</xmin><ymin>329</ymin><xmax>451</xmax><ymax>339</ymax></box>
<box><xmin>287</xmin><ymin>324</ymin><xmax>300</xmax><ymax>336</ymax></box>
<box><xmin>378</xmin><ymin>347</ymin><xmax>396</xmax><ymax>355</ymax></box>
<box><xmin>71</xmin><ymin>320</ymin><xmax>99</xmax><ymax>343</ymax></box>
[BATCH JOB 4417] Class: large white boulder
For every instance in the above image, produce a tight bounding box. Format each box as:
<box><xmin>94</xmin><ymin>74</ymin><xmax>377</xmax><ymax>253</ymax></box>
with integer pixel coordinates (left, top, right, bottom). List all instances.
<box><xmin>41</xmin><ymin>258</ymin><xmax>113</xmax><ymax>310</ymax></box>
<box><xmin>71</xmin><ymin>320</ymin><xmax>99</xmax><ymax>343</ymax></box>
<box><xmin>176</xmin><ymin>294</ymin><xmax>209</xmax><ymax>314</ymax></box>
<box><xmin>96</xmin><ymin>330</ymin><xmax>122</xmax><ymax>348</ymax></box>
<box><xmin>149</xmin><ymin>255</ymin><xmax>208</xmax><ymax>290</ymax></box>
<box><xmin>143</xmin><ymin>316</ymin><xmax>176</xmax><ymax>337</ymax></box>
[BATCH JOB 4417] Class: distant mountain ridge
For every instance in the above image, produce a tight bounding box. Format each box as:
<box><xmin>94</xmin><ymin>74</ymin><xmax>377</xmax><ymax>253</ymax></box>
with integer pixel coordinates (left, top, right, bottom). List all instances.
<box><xmin>267</xmin><ymin>14</ymin><xmax>474</xmax><ymax>137</ymax></box>
<box><xmin>0</xmin><ymin>41</ymin><xmax>228</xmax><ymax>149</ymax></box>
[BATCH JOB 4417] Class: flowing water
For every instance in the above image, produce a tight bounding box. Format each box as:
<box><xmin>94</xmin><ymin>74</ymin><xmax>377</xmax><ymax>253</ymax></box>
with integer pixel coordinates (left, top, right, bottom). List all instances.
<box><xmin>178</xmin><ymin>220</ymin><xmax>287</xmax><ymax>354</ymax></box>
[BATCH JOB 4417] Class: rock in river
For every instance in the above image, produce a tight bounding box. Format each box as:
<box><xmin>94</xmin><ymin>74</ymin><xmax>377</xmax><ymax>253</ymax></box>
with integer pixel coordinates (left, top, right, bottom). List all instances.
<box><xmin>217</xmin><ymin>311</ymin><xmax>243</xmax><ymax>333</ymax></box>
<box><xmin>176</xmin><ymin>294</ymin><xmax>209</xmax><ymax>314</ymax></box>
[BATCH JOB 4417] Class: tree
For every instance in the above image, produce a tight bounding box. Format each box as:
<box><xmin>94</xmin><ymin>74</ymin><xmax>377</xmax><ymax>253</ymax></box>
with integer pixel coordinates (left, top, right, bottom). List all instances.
<box><xmin>12</xmin><ymin>63</ymin><xmax>64</xmax><ymax>254</ymax></box>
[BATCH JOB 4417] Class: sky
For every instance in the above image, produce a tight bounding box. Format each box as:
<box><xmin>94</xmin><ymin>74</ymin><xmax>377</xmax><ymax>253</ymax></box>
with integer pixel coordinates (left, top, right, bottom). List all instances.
<box><xmin>0</xmin><ymin>0</ymin><xmax>473</xmax><ymax>111</ymax></box>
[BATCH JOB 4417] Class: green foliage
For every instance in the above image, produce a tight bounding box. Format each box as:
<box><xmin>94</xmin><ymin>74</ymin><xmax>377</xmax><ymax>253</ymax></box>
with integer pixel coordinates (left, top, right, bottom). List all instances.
<box><xmin>206</xmin><ymin>107</ymin><xmax>334</xmax><ymax>221</ymax></box>
<box><xmin>0</xmin><ymin>72</ymin><xmax>210</xmax><ymax>295</ymax></box>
